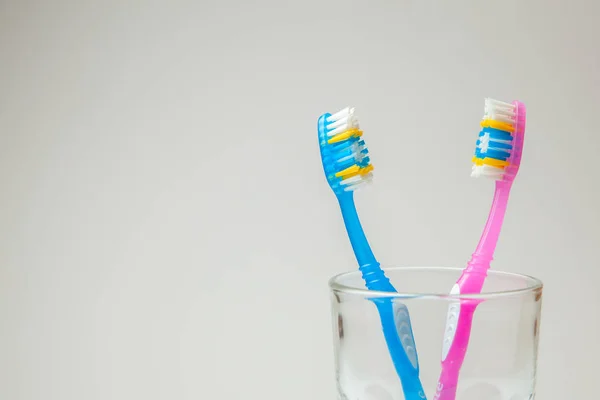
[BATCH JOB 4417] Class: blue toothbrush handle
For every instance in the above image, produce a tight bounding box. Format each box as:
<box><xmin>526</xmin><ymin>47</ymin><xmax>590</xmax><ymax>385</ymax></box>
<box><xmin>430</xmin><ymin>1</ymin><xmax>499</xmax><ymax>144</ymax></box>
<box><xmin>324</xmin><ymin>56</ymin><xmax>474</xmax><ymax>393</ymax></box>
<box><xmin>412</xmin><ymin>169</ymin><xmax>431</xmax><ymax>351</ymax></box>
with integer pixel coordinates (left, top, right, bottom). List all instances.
<box><xmin>359</xmin><ymin>261</ymin><xmax>396</xmax><ymax>292</ymax></box>
<box><xmin>375</xmin><ymin>299</ymin><xmax>426</xmax><ymax>400</ymax></box>
<box><xmin>338</xmin><ymin>194</ymin><xmax>426</xmax><ymax>399</ymax></box>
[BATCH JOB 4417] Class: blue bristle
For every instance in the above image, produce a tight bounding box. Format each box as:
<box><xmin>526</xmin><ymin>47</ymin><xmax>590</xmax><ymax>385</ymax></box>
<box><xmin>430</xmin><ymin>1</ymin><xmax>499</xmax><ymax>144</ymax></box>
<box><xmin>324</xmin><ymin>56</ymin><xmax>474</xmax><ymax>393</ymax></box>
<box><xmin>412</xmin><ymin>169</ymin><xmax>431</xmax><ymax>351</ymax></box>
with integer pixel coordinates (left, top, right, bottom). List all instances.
<box><xmin>331</xmin><ymin>136</ymin><xmax>359</xmax><ymax>151</ymax></box>
<box><xmin>336</xmin><ymin>147</ymin><xmax>354</xmax><ymax>159</ymax></box>
<box><xmin>475</xmin><ymin>146</ymin><xmax>512</xmax><ymax>161</ymax></box>
<box><xmin>476</xmin><ymin>139</ymin><xmax>513</xmax><ymax>151</ymax></box>
<box><xmin>480</xmin><ymin>127</ymin><xmax>514</xmax><ymax>141</ymax></box>
<box><xmin>338</xmin><ymin>157</ymin><xmax>357</xmax><ymax>170</ymax></box>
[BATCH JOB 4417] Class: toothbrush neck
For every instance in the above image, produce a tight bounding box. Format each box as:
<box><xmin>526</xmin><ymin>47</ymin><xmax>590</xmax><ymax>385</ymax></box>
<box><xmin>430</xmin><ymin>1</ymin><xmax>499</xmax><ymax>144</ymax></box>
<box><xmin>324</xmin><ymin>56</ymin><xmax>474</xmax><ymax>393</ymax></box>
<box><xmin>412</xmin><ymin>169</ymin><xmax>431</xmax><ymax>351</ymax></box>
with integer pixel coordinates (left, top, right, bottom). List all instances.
<box><xmin>337</xmin><ymin>194</ymin><xmax>378</xmax><ymax>267</ymax></box>
<box><xmin>467</xmin><ymin>180</ymin><xmax>513</xmax><ymax>272</ymax></box>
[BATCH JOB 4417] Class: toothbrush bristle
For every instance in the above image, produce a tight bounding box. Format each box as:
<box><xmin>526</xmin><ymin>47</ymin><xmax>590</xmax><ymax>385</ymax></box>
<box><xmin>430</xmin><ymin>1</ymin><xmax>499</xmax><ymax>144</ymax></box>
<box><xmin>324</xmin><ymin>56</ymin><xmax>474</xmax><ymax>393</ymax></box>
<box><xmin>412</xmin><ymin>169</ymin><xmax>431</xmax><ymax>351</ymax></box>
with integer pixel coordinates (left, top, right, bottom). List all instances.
<box><xmin>471</xmin><ymin>98</ymin><xmax>517</xmax><ymax>180</ymax></box>
<box><xmin>318</xmin><ymin>107</ymin><xmax>373</xmax><ymax>193</ymax></box>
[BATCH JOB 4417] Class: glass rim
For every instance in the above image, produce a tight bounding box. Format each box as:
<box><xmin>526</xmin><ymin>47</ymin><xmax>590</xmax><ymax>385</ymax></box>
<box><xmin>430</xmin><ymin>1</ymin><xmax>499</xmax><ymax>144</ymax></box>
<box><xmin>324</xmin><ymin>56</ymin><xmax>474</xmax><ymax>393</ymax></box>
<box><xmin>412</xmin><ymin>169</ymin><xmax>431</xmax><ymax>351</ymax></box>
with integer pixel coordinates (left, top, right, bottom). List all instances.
<box><xmin>328</xmin><ymin>266</ymin><xmax>543</xmax><ymax>300</ymax></box>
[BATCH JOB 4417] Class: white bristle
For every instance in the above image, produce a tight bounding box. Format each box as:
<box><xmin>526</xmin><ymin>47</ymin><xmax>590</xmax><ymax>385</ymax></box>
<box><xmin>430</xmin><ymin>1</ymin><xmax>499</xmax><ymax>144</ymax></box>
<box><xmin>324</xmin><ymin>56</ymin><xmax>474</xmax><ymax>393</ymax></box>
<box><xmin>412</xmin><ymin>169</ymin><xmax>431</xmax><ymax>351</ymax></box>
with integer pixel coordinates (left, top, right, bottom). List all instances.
<box><xmin>326</xmin><ymin>106</ymin><xmax>359</xmax><ymax>136</ymax></box>
<box><xmin>352</xmin><ymin>142</ymin><xmax>366</xmax><ymax>161</ymax></box>
<box><xmin>484</xmin><ymin>98</ymin><xmax>516</xmax><ymax>125</ymax></box>
<box><xmin>478</xmin><ymin>132</ymin><xmax>490</xmax><ymax>153</ymax></box>
<box><xmin>340</xmin><ymin>175</ymin><xmax>361</xmax><ymax>186</ymax></box>
<box><xmin>341</xmin><ymin>172</ymin><xmax>373</xmax><ymax>191</ymax></box>
<box><xmin>327</xmin><ymin>107</ymin><xmax>351</xmax><ymax>122</ymax></box>
<box><xmin>471</xmin><ymin>165</ymin><xmax>504</xmax><ymax>179</ymax></box>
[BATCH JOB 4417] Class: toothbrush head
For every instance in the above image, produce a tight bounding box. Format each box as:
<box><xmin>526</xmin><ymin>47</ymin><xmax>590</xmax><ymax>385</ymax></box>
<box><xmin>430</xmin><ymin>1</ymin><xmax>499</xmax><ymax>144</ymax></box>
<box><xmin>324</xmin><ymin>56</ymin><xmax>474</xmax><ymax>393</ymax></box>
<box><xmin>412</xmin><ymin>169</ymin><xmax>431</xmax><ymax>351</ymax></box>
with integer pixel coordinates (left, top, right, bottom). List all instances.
<box><xmin>471</xmin><ymin>98</ymin><xmax>526</xmax><ymax>182</ymax></box>
<box><xmin>318</xmin><ymin>107</ymin><xmax>374</xmax><ymax>195</ymax></box>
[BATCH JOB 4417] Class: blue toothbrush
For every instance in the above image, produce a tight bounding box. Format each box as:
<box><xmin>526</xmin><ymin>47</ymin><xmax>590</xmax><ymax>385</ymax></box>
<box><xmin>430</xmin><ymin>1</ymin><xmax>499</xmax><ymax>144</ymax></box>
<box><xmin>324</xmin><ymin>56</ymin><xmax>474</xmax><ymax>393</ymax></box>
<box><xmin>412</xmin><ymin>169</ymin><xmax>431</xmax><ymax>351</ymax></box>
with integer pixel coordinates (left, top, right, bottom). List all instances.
<box><xmin>318</xmin><ymin>107</ymin><xmax>427</xmax><ymax>400</ymax></box>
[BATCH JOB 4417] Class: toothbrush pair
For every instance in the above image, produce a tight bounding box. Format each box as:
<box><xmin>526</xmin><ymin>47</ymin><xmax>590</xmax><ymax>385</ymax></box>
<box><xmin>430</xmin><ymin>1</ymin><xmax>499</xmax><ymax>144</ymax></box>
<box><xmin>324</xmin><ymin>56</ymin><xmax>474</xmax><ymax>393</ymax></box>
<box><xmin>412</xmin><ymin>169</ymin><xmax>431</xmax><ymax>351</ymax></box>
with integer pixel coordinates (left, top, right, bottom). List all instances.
<box><xmin>434</xmin><ymin>98</ymin><xmax>526</xmax><ymax>400</ymax></box>
<box><xmin>319</xmin><ymin>99</ymin><xmax>526</xmax><ymax>400</ymax></box>
<box><xmin>318</xmin><ymin>107</ymin><xmax>426</xmax><ymax>400</ymax></box>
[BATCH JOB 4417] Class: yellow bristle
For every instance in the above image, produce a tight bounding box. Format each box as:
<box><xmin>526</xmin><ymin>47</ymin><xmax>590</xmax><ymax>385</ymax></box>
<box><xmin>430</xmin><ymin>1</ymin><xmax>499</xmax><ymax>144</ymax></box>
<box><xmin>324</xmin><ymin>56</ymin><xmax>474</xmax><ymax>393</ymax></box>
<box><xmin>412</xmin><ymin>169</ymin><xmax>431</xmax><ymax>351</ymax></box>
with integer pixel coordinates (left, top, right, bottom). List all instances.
<box><xmin>480</xmin><ymin>119</ymin><xmax>515</xmax><ymax>133</ymax></box>
<box><xmin>335</xmin><ymin>164</ymin><xmax>373</xmax><ymax>180</ymax></box>
<box><xmin>328</xmin><ymin>129</ymin><xmax>362</xmax><ymax>144</ymax></box>
<box><xmin>335</xmin><ymin>164</ymin><xmax>359</xmax><ymax>179</ymax></box>
<box><xmin>358</xmin><ymin>164</ymin><xmax>373</xmax><ymax>175</ymax></box>
<box><xmin>481</xmin><ymin>158</ymin><xmax>509</xmax><ymax>169</ymax></box>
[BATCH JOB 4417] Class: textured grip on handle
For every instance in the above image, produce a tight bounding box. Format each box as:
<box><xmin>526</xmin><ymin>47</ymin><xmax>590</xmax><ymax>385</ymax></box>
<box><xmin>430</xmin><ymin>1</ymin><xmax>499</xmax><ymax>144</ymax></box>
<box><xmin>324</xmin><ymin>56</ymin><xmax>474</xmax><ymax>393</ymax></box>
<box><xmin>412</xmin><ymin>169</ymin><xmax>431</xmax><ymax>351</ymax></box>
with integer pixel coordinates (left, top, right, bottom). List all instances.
<box><xmin>434</xmin><ymin>306</ymin><xmax>477</xmax><ymax>400</ymax></box>
<box><xmin>360</xmin><ymin>262</ymin><xmax>396</xmax><ymax>292</ymax></box>
<box><xmin>376</xmin><ymin>299</ymin><xmax>426</xmax><ymax>400</ymax></box>
<box><xmin>394</xmin><ymin>303</ymin><xmax>419</xmax><ymax>369</ymax></box>
<box><xmin>441</xmin><ymin>285</ymin><xmax>461</xmax><ymax>361</ymax></box>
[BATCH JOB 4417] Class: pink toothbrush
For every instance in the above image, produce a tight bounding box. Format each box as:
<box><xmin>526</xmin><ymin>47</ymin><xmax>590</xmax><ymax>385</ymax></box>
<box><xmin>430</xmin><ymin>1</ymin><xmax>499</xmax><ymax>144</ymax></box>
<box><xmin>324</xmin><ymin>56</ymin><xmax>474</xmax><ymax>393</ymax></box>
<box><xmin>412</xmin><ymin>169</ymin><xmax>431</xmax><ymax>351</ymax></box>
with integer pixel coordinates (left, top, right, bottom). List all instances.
<box><xmin>434</xmin><ymin>98</ymin><xmax>526</xmax><ymax>400</ymax></box>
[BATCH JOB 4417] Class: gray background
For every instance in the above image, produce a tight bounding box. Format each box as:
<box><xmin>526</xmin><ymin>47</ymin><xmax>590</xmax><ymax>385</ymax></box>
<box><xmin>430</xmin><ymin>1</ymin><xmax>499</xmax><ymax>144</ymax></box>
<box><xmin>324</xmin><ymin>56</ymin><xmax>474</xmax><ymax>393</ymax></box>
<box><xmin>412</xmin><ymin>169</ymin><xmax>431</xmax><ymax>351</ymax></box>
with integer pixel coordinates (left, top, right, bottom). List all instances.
<box><xmin>0</xmin><ymin>0</ymin><xmax>598</xmax><ymax>399</ymax></box>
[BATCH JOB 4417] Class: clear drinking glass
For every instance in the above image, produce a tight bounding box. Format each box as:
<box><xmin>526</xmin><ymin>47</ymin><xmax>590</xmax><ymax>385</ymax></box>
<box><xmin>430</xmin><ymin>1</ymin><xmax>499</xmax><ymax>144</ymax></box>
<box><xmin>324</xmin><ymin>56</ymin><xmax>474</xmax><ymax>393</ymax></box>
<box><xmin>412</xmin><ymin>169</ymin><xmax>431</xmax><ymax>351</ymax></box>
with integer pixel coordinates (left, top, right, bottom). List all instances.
<box><xmin>329</xmin><ymin>266</ymin><xmax>543</xmax><ymax>400</ymax></box>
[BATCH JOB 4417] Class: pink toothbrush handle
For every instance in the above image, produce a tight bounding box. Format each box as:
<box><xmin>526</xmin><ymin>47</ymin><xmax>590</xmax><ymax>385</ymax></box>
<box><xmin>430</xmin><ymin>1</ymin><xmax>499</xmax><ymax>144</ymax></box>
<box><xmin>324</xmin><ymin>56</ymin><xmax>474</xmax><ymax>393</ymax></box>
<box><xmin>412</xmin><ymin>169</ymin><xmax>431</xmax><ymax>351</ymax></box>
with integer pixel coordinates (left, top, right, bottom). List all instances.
<box><xmin>434</xmin><ymin>279</ymin><xmax>481</xmax><ymax>400</ymax></box>
<box><xmin>436</xmin><ymin>310</ymin><xmax>476</xmax><ymax>399</ymax></box>
<box><xmin>435</xmin><ymin>180</ymin><xmax>512</xmax><ymax>400</ymax></box>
